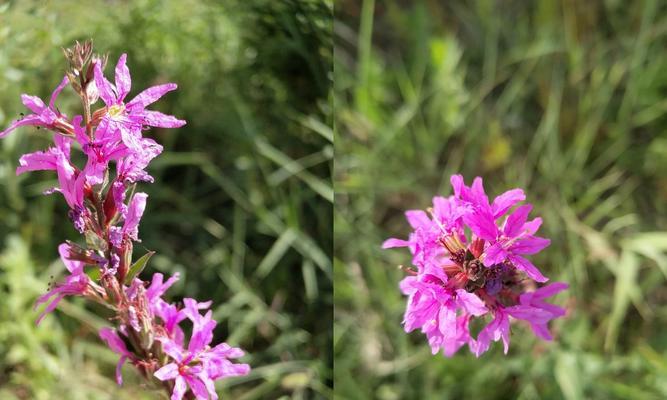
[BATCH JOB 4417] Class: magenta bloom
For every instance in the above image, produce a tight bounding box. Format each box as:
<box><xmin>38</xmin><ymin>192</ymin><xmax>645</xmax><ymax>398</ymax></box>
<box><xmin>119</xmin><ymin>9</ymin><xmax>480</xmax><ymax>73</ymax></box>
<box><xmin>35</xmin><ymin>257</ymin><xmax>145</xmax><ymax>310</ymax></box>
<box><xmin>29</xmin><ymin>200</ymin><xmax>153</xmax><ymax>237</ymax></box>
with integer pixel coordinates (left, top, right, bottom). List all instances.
<box><xmin>0</xmin><ymin>76</ymin><xmax>70</xmax><ymax>138</ymax></box>
<box><xmin>384</xmin><ymin>174</ymin><xmax>568</xmax><ymax>356</ymax></box>
<box><xmin>94</xmin><ymin>54</ymin><xmax>185</xmax><ymax>152</ymax></box>
<box><xmin>34</xmin><ymin>243</ymin><xmax>103</xmax><ymax>324</ymax></box>
<box><xmin>154</xmin><ymin>300</ymin><xmax>250</xmax><ymax>400</ymax></box>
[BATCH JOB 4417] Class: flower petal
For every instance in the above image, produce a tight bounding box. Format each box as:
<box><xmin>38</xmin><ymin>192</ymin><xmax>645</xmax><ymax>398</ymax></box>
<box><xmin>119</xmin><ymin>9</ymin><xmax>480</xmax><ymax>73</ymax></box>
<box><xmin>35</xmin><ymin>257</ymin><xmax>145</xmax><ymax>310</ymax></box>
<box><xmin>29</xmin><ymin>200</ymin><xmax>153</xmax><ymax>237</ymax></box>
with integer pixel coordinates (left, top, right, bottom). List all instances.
<box><xmin>21</xmin><ymin>94</ymin><xmax>46</xmax><ymax>114</ymax></box>
<box><xmin>172</xmin><ymin>376</ymin><xmax>187</xmax><ymax>400</ymax></box>
<box><xmin>134</xmin><ymin>110</ymin><xmax>186</xmax><ymax>128</ymax></box>
<box><xmin>382</xmin><ymin>238</ymin><xmax>410</xmax><ymax>249</ymax></box>
<box><xmin>509</xmin><ymin>255</ymin><xmax>548</xmax><ymax>282</ymax></box>
<box><xmin>504</xmin><ymin>204</ymin><xmax>532</xmax><ymax>238</ymax></box>
<box><xmin>115</xmin><ymin>54</ymin><xmax>132</xmax><ymax>101</ymax></box>
<box><xmin>94</xmin><ymin>60</ymin><xmax>118</xmax><ymax>106</ymax></box>
<box><xmin>154</xmin><ymin>363</ymin><xmax>180</xmax><ymax>381</ymax></box>
<box><xmin>126</xmin><ymin>83</ymin><xmax>177</xmax><ymax>110</ymax></box>
<box><xmin>49</xmin><ymin>75</ymin><xmax>70</xmax><ymax>110</ymax></box>
<box><xmin>491</xmin><ymin>188</ymin><xmax>525</xmax><ymax>218</ymax></box>
<box><xmin>0</xmin><ymin>115</ymin><xmax>43</xmax><ymax>138</ymax></box>
<box><xmin>511</xmin><ymin>236</ymin><xmax>550</xmax><ymax>255</ymax></box>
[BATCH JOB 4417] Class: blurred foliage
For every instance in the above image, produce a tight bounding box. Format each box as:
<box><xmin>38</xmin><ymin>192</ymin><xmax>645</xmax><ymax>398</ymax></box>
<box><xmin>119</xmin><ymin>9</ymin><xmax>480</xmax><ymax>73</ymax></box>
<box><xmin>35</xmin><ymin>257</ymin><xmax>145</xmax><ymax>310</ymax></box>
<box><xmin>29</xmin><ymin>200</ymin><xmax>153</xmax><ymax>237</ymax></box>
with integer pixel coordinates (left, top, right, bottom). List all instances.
<box><xmin>0</xmin><ymin>0</ymin><xmax>332</xmax><ymax>399</ymax></box>
<box><xmin>335</xmin><ymin>1</ymin><xmax>667</xmax><ymax>399</ymax></box>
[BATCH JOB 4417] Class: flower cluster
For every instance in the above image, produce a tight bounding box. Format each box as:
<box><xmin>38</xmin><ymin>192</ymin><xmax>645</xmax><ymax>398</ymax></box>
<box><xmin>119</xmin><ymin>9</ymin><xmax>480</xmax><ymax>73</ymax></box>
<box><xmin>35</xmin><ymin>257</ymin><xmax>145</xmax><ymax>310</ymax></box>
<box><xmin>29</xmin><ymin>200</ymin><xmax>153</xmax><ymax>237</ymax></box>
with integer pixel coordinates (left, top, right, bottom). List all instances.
<box><xmin>1</xmin><ymin>42</ymin><xmax>249</xmax><ymax>399</ymax></box>
<box><xmin>383</xmin><ymin>175</ymin><xmax>568</xmax><ymax>356</ymax></box>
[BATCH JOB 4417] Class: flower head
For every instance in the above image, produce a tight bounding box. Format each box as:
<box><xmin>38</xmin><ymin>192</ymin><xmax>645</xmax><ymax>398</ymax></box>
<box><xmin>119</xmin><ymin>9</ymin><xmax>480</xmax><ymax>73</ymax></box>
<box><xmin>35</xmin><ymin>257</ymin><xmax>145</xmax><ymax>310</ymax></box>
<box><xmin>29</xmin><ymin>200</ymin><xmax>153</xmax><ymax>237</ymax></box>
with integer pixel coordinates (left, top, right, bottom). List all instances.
<box><xmin>385</xmin><ymin>174</ymin><xmax>567</xmax><ymax>356</ymax></box>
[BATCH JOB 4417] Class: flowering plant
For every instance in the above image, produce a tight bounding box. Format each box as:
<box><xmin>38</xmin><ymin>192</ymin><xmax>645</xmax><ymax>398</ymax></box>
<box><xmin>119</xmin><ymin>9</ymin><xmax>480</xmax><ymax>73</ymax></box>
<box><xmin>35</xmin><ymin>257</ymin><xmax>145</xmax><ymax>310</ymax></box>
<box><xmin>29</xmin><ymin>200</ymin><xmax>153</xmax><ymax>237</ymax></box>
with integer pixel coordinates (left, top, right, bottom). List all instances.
<box><xmin>383</xmin><ymin>175</ymin><xmax>568</xmax><ymax>356</ymax></box>
<box><xmin>1</xmin><ymin>41</ymin><xmax>249</xmax><ymax>399</ymax></box>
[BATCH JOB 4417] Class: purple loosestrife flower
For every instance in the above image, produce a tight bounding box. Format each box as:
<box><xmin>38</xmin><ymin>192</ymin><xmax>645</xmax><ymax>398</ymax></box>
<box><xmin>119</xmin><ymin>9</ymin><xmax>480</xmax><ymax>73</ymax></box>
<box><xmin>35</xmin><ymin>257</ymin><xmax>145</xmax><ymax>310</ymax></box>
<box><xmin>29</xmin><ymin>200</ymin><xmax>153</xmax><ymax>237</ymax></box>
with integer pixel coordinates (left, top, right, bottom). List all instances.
<box><xmin>154</xmin><ymin>300</ymin><xmax>250</xmax><ymax>400</ymax></box>
<box><xmin>2</xmin><ymin>42</ymin><xmax>249</xmax><ymax>398</ymax></box>
<box><xmin>384</xmin><ymin>174</ymin><xmax>568</xmax><ymax>357</ymax></box>
<box><xmin>94</xmin><ymin>54</ymin><xmax>185</xmax><ymax>152</ymax></box>
<box><xmin>34</xmin><ymin>243</ymin><xmax>104</xmax><ymax>324</ymax></box>
<box><xmin>0</xmin><ymin>76</ymin><xmax>71</xmax><ymax>138</ymax></box>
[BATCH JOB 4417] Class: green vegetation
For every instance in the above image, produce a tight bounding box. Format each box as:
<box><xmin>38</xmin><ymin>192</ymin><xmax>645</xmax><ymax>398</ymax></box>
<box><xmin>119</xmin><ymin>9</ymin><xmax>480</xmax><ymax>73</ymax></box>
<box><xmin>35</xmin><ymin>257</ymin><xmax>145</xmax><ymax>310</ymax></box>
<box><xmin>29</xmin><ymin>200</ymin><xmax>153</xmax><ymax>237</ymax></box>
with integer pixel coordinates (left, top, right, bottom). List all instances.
<box><xmin>0</xmin><ymin>1</ymin><xmax>332</xmax><ymax>399</ymax></box>
<box><xmin>335</xmin><ymin>1</ymin><xmax>667</xmax><ymax>399</ymax></box>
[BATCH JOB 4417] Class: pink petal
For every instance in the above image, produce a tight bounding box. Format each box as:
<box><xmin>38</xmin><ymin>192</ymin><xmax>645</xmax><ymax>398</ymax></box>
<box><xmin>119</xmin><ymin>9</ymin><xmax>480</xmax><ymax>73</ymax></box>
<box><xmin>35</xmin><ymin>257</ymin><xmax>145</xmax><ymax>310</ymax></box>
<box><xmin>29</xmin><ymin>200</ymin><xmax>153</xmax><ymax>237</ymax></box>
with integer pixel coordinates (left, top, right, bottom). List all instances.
<box><xmin>115</xmin><ymin>54</ymin><xmax>132</xmax><ymax>101</ymax></box>
<box><xmin>154</xmin><ymin>363</ymin><xmax>180</xmax><ymax>381</ymax></box>
<box><xmin>35</xmin><ymin>293</ymin><xmax>65</xmax><ymax>325</ymax></box>
<box><xmin>184</xmin><ymin>374</ymin><xmax>211</xmax><ymax>400</ymax></box>
<box><xmin>115</xmin><ymin>355</ymin><xmax>127</xmax><ymax>385</ymax></box>
<box><xmin>511</xmin><ymin>236</ymin><xmax>550</xmax><ymax>255</ymax></box>
<box><xmin>509</xmin><ymin>255</ymin><xmax>548</xmax><ymax>282</ymax></box>
<box><xmin>94</xmin><ymin>60</ymin><xmax>118</xmax><ymax>106</ymax></box>
<box><xmin>49</xmin><ymin>75</ymin><xmax>70</xmax><ymax>110</ymax></box>
<box><xmin>58</xmin><ymin>243</ymin><xmax>85</xmax><ymax>274</ymax></box>
<box><xmin>0</xmin><ymin>115</ymin><xmax>43</xmax><ymax>138</ymax></box>
<box><xmin>172</xmin><ymin>376</ymin><xmax>188</xmax><ymax>400</ymax></box>
<box><xmin>491</xmin><ymin>188</ymin><xmax>525</xmax><ymax>218</ymax></box>
<box><xmin>523</xmin><ymin>217</ymin><xmax>543</xmax><ymax>235</ymax></box>
<box><xmin>533</xmin><ymin>282</ymin><xmax>569</xmax><ymax>299</ymax></box>
<box><xmin>16</xmin><ymin>149</ymin><xmax>59</xmax><ymax>175</ymax></box>
<box><xmin>123</xmin><ymin>192</ymin><xmax>148</xmax><ymax>240</ymax></box>
<box><xmin>21</xmin><ymin>94</ymin><xmax>46</xmax><ymax>114</ymax></box>
<box><xmin>470</xmin><ymin>177</ymin><xmax>490</xmax><ymax>208</ymax></box>
<box><xmin>159</xmin><ymin>337</ymin><xmax>185</xmax><ymax>362</ymax></box>
<box><xmin>483</xmin><ymin>242</ymin><xmax>507</xmax><ymax>265</ymax></box>
<box><xmin>382</xmin><ymin>238</ymin><xmax>410</xmax><ymax>249</ymax></box>
<box><xmin>455</xmin><ymin>289</ymin><xmax>488</xmax><ymax>316</ymax></box>
<box><xmin>99</xmin><ymin>327</ymin><xmax>131</xmax><ymax>356</ymax></box>
<box><xmin>135</xmin><ymin>110</ymin><xmax>186</xmax><ymax>128</ymax></box>
<box><xmin>504</xmin><ymin>204</ymin><xmax>532</xmax><ymax>238</ymax></box>
<box><xmin>405</xmin><ymin>210</ymin><xmax>430</xmax><ymax>229</ymax></box>
<box><xmin>126</xmin><ymin>83</ymin><xmax>177</xmax><ymax>110</ymax></box>
<box><xmin>450</xmin><ymin>174</ymin><xmax>464</xmax><ymax>197</ymax></box>
<box><xmin>464</xmin><ymin>211</ymin><xmax>498</xmax><ymax>241</ymax></box>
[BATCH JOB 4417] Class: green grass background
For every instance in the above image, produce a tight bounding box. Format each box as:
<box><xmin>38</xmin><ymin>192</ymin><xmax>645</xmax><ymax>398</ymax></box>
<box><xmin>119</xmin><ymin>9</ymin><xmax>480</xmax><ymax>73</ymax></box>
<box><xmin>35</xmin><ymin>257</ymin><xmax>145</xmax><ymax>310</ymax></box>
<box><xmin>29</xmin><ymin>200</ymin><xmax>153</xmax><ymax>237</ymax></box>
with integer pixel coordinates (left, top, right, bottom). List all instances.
<box><xmin>0</xmin><ymin>1</ymin><xmax>332</xmax><ymax>399</ymax></box>
<box><xmin>335</xmin><ymin>1</ymin><xmax>667</xmax><ymax>399</ymax></box>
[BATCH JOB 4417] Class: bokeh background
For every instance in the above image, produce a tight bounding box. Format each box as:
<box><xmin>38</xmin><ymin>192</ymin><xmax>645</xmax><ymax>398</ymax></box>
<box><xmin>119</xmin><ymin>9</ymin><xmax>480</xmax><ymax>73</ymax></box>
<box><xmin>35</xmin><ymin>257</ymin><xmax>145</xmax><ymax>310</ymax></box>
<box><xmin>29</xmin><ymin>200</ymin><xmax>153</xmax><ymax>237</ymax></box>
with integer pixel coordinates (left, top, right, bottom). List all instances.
<box><xmin>0</xmin><ymin>1</ymin><xmax>332</xmax><ymax>399</ymax></box>
<box><xmin>335</xmin><ymin>1</ymin><xmax>667</xmax><ymax>399</ymax></box>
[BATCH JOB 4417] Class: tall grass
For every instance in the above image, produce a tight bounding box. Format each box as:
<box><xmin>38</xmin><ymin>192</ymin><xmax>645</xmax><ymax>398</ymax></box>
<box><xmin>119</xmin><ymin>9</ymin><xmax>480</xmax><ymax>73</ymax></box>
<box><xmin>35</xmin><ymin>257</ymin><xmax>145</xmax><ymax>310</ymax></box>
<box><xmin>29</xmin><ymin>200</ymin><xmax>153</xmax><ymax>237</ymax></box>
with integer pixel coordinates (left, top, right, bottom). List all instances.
<box><xmin>335</xmin><ymin>1</ymin><xmax>667</xmax><ymax>399</ymax></box>
<box><xmin>0</xmin><ymin>1</ymin><xmax>332</xmax><ymax>399</ymax></box>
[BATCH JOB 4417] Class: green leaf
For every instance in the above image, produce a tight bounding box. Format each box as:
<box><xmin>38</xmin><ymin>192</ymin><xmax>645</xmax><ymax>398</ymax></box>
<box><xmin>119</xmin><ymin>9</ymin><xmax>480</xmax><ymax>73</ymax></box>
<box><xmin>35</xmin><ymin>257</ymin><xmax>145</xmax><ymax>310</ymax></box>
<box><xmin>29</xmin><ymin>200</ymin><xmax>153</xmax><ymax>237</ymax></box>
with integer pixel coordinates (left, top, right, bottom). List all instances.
<box><xmin>85</xmin><ymin>266</ymin><xmax>101</xmax><ymax>281</ymax></box>
<box><xmin>124</xmin><ymin>251</ymin><xmax>155</xmax><ymax>285</ymax></box>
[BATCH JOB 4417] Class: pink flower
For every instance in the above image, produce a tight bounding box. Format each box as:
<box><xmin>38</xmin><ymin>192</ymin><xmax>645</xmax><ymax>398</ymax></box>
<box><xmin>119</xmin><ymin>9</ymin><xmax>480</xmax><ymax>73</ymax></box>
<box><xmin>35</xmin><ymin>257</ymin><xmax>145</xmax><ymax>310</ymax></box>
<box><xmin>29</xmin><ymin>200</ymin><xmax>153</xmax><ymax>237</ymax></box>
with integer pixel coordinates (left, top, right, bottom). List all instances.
<box><xmin>154</xmin><ymin>303</ymin><xmax>250</xmax><ymax>400</ymax></box>
<box><xmin>0</xmin><ymin>76</ymin><xmax>71</xmax><ymax>138</ymax></box>
<box><xmin>109</xmin><ymin>192</ymin><xmax>148</xmax><ymax>247</ymax></box>
<box><xmin>34</xmin><ymin>243</ymin><xmax>102</xmax><ymax>324</ymax></box>
<box><xmin>94</xmin><ymin>54</ymin><xmax>185</xmax><ymax>152</ymax></box>
<box><xmin>385</xmin><ymin>174</ymin><xmax>567</xmax><ymax>356</ymax></box>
